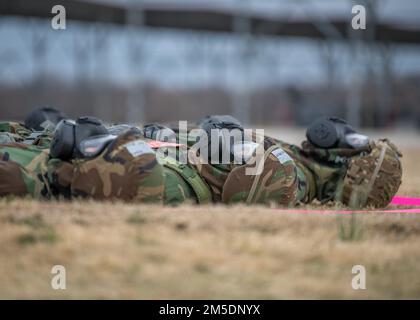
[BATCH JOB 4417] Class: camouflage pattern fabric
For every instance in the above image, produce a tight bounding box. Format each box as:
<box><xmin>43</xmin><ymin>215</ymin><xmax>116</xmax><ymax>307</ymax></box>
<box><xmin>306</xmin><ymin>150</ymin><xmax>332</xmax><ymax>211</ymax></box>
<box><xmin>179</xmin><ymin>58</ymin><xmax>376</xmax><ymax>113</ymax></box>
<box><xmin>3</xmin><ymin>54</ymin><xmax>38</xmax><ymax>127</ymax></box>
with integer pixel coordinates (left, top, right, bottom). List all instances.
<box><xmin>162</xmin><ymin>166</ymin><xmax>196</xmax><ymax>205</ymax></box>
<box><xmin>46</xmin><ymin>158</ymin><xmax>74</xmax><ymax>199</ymax></box>
<box><xmin>300</xmin><ymin>140</ymin><xmax>372</xmax><ymax>165</ymax></box>
<box><xmin>0</xmin><ymin>122</ymin><xmax>32</xmax><ymax>143</ymax></box>
<box><xmin>0</xmin><ymin>121</ymin><xmax>204</xmax><ymax>205</ymax></box>
<box><xmin>0</xmin><ymin>143</ymin><xmax>51</xmax><ymax>198</ymax></box>
<box><xmin>267</xmin><ymin>134</ymin><xmax>403</xmax><ymax>208</ymax></box>
<box><xmin>261</xmin><ymin>135</ymin><xmax>347</xmax><ymax>204</ymax></box>
<box><xmin>338</xmin><ymin>139</ymin><xmax>403</xmax><ymax>208</ymax></box>
<box><xmin>221</xmin><ymin>146</ymin><xmax>298</xmax><ymax>206</ymax></box>
<box><xmin>297</xmin><ymin>138</ymin><xmax>403</xmax><ymax>208</ymax></box>
<box><xmin>287</xmin><ymin>142</ymin><xmax>347</xmax><ymax>204</ymax></box>
<box><xmin>70</xmin><ymin>129</ymin><xmax>165</xmax><ymax>203</ymax></box>
<box><xmin>0</xmin><ymin>132</ymin><xmax>18</xmax><ymax>144</ymax></box>
<box><xmin>0</xmin><ymin>117</ymin><xmax>403</xmax><ymax>209</ymax></box>
<box><xmin>0</xmin><ymin>156</ymin><xmax>27</xmax><ymax>197</ymax></box>
<box><xmin>192</xmin><ymin>162</ymin><xmax>229</xmax><ymax>203</ymax></box>
<box><xmin>0</xmin><ymin>121</ymin><xmax>53</xmax><ymax>147</ymax></box>
<box><xmin>0</xmin><ymin>122</ymin><xmax>56</xmax><ymax>199</ymax></box>
<box><xmin>151</xmin><ymin>141</ymin><xmax>212</xmax><ymax>205</ymax></box>
<box><xmin>147</xmin><ymin>124</ymin><xmax>301</xmax><ymax>206</ymax></box>
<box><xmin>188</xmin><ymin>138</ymin><xmax>299</xmax><ymax>206</ymax></box>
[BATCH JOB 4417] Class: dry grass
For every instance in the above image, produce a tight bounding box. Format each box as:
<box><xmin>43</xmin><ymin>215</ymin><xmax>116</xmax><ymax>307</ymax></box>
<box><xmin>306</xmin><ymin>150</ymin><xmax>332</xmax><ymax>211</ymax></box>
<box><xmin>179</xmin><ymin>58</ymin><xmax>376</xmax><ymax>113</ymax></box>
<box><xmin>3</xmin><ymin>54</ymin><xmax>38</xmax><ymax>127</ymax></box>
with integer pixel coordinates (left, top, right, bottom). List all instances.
<box><xmin>0</xmin><ymin>148</ymin><xmax>419</xmax><ymax>299</ymax></box>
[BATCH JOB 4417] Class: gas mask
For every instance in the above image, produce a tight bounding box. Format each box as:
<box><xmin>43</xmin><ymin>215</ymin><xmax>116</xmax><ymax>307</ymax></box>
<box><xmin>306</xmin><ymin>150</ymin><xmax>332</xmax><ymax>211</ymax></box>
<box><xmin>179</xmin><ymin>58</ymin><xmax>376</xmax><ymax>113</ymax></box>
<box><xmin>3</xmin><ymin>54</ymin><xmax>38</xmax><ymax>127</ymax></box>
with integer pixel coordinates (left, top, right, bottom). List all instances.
<box><xmin>306</xmin><ymin>117</ymin><xmax>370</xmax><ymax>149</ymax></box>
<box><xmin>50</xmin><ymin>116</ymin><xmax>114</xmax><ymax>160</ymax></box>
<box><xmin>198</xmin><ymin>115</ymin><xmax>246</xmax><ymax>164</ymax></box>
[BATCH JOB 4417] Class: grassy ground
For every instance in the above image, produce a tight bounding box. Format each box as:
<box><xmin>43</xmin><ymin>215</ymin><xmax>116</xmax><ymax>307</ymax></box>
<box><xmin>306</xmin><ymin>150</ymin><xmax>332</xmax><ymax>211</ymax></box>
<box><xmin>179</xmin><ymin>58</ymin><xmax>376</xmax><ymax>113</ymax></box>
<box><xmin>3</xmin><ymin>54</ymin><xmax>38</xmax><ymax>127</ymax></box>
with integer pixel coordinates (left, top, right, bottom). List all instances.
<box><xmin>0</xmin><ymin>147</ymin><xmax>419</xmax><ymax>299</ymax></box>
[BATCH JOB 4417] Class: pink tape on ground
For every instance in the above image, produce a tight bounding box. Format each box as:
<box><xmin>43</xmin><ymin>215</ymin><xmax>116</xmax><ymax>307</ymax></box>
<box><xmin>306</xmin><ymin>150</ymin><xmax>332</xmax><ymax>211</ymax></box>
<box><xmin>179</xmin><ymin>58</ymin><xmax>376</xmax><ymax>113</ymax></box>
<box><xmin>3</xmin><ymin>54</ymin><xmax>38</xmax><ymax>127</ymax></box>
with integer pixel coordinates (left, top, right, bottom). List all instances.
<box><xmin>273</xmin><ymin>196</ymin><xmax>420</xmax><ymax>215</ymax></box>
<box><xmin>391</xmin><ymin>196</ymin><xmax>420</xmax><ymax>206</ymax></box>
<box><xmin>276</xmin><ymin>208</ymin><xmax>420</xmax><ymax>215</ymax></box>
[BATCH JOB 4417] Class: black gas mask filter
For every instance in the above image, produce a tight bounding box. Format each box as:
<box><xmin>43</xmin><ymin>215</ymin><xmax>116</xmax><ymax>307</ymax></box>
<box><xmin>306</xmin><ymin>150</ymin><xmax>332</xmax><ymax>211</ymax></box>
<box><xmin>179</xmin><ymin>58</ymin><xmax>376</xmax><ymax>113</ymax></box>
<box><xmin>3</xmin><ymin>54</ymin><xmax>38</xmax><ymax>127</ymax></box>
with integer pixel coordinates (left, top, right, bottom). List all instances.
<box><xmin>306</xmin><ymin>117</ymin><xmax>370</xmax><ymax>149</ymax></box>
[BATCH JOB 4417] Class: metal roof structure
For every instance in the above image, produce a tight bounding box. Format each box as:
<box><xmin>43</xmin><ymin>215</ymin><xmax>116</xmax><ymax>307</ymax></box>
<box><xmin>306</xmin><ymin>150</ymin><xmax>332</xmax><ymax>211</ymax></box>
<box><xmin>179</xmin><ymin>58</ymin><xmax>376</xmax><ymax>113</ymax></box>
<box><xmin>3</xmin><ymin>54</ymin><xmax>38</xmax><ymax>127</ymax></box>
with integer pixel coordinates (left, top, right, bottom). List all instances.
<box><xmin>1</xmin><ymin>0</ymin><xmax>420</xmax><ymax>44</ymax></box>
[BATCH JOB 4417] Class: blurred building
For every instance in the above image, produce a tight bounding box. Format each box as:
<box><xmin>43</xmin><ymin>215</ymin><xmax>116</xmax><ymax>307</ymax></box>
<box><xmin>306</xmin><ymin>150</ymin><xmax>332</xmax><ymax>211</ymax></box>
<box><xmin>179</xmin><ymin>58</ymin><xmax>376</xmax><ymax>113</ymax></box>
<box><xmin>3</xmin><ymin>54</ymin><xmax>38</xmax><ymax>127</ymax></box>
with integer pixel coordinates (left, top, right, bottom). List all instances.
<box><xmin>1</xmin><ymin>0</ymin><xmax>420</xmax><ymax>127</ymax></box>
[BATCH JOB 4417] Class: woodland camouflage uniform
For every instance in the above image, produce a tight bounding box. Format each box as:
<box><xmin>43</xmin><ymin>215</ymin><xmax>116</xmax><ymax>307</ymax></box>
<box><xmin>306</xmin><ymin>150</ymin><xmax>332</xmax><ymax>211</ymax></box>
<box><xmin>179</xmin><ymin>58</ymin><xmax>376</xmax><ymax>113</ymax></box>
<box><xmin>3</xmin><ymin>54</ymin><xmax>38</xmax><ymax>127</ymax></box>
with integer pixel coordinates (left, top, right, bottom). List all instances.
<box><xmin>265</xmin><ymin>136</ymin><xmax>402</xmax><ymax>208</ymax></box>
<box><xmin>0</xmin><ymin>113</ymin><xmax>403</xmax><ymax>208</ymax></box>
<box><xmin>0</xmin><ymin>119</ymin><xmax>298</xmax><ymax>206</ymax></box>
<box><xmin>0</xmin><ymin>123</ymin><xmax>164</xmax><ymax>203</ymax></box>
<box><xmin>60</xmin><ymin>129</ymin><xmax>165</xmax><ymax>203</ymax></box>
<box><xmin>171</xmin><ymin>129</ymin><xmax>299</xmax><ymax>206</ymax></box>
<box><xmin>157</xmin><ymin>118</ymin><xmax>402</xmax><ymax>208</ymax></box>
<box><xmin>0</xmin><ymin>122</ymin><xmax>51</xmax><ymax>198</ymax></box>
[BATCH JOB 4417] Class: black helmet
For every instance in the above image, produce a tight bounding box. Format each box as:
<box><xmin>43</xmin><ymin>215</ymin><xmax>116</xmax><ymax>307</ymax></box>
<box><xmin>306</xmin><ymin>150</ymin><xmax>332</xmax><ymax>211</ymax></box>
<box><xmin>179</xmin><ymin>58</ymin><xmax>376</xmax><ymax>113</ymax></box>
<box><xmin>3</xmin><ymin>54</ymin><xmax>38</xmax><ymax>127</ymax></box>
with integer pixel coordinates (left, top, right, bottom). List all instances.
<box><xmin>24</xmin><ymin>107</ymin><xmax>68</xmax><ymax>131</ymax></box>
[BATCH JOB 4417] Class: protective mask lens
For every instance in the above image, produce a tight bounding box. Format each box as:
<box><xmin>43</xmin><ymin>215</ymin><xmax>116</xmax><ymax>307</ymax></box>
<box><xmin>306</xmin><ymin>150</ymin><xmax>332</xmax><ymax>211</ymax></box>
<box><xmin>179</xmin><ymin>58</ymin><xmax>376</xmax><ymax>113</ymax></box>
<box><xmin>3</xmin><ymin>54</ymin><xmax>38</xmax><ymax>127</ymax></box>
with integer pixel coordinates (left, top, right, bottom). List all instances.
<box><xmin>79</xmin><ymin>134</ymin><xmax>117</xmax><ymax>158</ymax></box>
<box><xmin>345</xmin><ymin>133</ymin><xmax>370</xmax><ymax>149</ymax></box>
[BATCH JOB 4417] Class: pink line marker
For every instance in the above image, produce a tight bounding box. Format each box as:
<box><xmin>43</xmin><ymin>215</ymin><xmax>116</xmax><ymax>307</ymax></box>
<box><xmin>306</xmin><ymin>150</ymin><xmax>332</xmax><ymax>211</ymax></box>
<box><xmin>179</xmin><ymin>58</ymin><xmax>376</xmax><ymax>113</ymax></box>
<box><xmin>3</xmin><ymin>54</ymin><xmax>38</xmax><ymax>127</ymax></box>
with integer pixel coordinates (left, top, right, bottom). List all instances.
<box><xmin>273</xmin><ymin>196</ymin><xmax>420</xmax><ymax>215</ymax></box>
<box><xmin>391</xmin><ymin>196</ymin><xmax>420</xmax><ymax>207</ymax></box>
<box><xmin>276</xmin><ymin>208</ymin><xmax>420</xmax><ymax>215</ymax></box>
